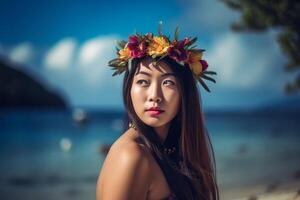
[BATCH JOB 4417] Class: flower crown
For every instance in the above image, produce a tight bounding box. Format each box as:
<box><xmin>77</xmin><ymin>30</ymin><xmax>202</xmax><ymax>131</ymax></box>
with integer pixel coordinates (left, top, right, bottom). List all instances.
<box><xmin>108</xmin><ymin>25</ymin><xmax>217</xmax><ymax>92</ymax></box>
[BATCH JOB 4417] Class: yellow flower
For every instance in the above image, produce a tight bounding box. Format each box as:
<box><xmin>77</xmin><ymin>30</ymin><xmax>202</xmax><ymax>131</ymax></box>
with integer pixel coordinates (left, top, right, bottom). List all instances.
<box><xmin>148</xmin><ymin>36</ymin><xmax>170</xmax><ymax>56</ymax></box>
<box><xmin>188</xmin><ymin>51</ymin><xmax>203</xmax><ymax>75</ymax></box>
<box><xmin>118</xmin><ymin>47</ymin><xmax>131</xmax><ymax>61</ymax></box>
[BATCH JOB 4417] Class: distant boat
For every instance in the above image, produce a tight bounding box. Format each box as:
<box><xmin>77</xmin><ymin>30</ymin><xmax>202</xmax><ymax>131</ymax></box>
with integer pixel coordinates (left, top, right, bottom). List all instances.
<box><xmin>72</xmin><ymin>108</ymin><xmax>89</xmax><ymax>124</ymax></box>
<box><xmin>60</xmin><ymin>137</ymin><xmax>72</xmax><ymax>152</ymax></box>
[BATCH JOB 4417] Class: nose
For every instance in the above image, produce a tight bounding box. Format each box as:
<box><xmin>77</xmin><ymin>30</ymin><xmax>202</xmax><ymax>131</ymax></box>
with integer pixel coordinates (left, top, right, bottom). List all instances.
<box><xmin>149</xmin><ymin>82</ymin><xmax>162</xmax><ymax>103</ymax></box>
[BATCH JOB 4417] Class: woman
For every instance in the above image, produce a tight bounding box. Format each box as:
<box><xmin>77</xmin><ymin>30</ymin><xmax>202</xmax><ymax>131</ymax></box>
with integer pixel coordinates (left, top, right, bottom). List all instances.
<box><xmin>96</xmin><ymin>26</ymin><xmax>219</xmax><ymax>200</ymax></box>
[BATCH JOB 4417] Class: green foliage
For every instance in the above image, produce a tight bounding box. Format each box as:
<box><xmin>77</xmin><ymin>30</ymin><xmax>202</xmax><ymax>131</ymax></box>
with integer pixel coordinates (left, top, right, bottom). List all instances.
<box><xmin>221</xmin><ymin>0</ymin><xmax>300</xmax><ymax>94</ymax></box>
<box><xmin>197</xmin><ymin>76</ymin><xmax>211</xmax><ymax>92</ymax></box>
<box><xmin>203</xmin><ymin>71</ymin><xmax>217</xmax><ymax>75</ymax></box>
<box><xmin>200</xmin><ymin>74</ymin><xmax>216</xmax><ymax>83</ymax></box>
<box><xmin>186</xmin><ymin>37</ymin><xmax>198</xmax><ymax>47</ymax></box>
<box><xmin>116</xmin><ymin>40</ymin><xmax>126</xmax><ymax>50</ymax></box>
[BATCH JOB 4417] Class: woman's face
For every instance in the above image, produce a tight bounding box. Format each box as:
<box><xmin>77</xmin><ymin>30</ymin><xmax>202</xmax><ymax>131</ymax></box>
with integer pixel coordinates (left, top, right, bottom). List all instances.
<box><xmin>130</xmin><ymin>58</ymin><xmax>181</xmax><ymax>129</ymax></box>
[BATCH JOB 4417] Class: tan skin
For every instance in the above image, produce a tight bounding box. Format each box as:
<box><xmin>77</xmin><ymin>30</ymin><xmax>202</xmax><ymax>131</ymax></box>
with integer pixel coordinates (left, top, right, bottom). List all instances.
<box><xmin>96</xmin><ymin>58</ymin><xmax>181</xmax><ymax>200</ymax></box>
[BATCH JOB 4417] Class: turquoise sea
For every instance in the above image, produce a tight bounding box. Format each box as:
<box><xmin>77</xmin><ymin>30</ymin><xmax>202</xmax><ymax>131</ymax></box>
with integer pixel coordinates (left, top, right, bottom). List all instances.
<box><xmin>0</xmin><ymin>109</ymin><xmax>299</xmax><ymax>200</ymax></box>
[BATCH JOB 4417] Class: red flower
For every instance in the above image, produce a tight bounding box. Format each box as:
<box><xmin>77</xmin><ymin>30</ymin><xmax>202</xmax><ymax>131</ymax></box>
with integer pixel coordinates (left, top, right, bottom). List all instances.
<box><xmin>127</xmin><ymin>35</ymin><xmax>147</xmax><ymax>58</ymax></box>
<box><xmin>200</xmin><ymin>60</ymin><xmax>208</xmax><ymax>71</ymax></box>
<box><xmin>167</xmin><ymin>37</ymin><xmax>190</xmax><ymax>62</ymax></box>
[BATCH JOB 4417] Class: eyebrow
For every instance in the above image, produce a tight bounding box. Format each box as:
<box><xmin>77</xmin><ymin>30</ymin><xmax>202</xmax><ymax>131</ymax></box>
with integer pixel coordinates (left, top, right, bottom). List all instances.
<box><xmin>136</xmin><ymin>71</ymin><xmax>175</xmax><ymax>77</ymax></box>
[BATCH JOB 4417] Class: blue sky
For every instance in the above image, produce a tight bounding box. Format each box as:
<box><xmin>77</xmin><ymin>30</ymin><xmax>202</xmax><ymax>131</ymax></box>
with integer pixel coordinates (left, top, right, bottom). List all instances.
<box><xmin>0</xmin><ymin>0</ymin><xmax>297</xmax><ymax>110</ymax></box>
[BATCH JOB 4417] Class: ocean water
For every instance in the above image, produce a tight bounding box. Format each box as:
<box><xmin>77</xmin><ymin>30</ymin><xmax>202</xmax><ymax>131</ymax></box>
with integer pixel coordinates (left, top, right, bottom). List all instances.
<box><xmin>0</xmin><ymin>109</ymin><xmax>299</xmax><ymax>200</ymax></box>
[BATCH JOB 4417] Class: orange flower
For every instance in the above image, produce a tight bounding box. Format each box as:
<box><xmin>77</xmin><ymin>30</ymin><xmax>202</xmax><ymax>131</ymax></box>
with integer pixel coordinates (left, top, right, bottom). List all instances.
<box><xmin>118</xmin><ymin>47</ymin><xmax>131</xmax><ymax>61</ymax></box>
<box><xmin>148</xmin><ymin>36</ymin><xmax>170</xmax><ymax>56</ymax></box>
<box><xmin>188</xmin><ymin>51</ymin><xmax>205</xmax><ymax>75</ymax></box>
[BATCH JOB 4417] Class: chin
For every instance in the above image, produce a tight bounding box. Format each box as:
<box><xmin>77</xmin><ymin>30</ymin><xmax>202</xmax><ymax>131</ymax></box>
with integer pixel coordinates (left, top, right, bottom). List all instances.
<box><xmin>143</xmin><ymin>118</ymin><xmax>169</xmax><ymax>128</ymax></box>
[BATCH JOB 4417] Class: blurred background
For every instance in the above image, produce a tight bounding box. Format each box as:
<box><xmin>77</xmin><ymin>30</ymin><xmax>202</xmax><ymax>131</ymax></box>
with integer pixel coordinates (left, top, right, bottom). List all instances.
<box><xmin>0</xmin><ymin>0</ymin><xmax>299</xmax><ymax>199</ymax></box>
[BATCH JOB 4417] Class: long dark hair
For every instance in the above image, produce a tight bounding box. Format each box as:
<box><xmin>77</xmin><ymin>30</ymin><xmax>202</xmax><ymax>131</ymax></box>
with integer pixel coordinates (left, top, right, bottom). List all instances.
<box><xmin>122</xmin><ymin>56</ymin><xmax>219</xmax><ymax>200</ymax></box>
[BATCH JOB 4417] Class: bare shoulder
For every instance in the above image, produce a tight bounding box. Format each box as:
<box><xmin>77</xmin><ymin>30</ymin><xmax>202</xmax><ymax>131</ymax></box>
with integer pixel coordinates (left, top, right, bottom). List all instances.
<box><xmin>96</xmin><ymin>129</ymin><xmax>151</xmax><ymax>200</ymax></box>
<box><xmin>107</xmin><ymin>128</ymin><xmax>151</xmax><ymax>164</ymax></box>
<box><xmin>107</xmin><ymin>132</ymin><xmax>150</xmax><ymax>169</ymax></box>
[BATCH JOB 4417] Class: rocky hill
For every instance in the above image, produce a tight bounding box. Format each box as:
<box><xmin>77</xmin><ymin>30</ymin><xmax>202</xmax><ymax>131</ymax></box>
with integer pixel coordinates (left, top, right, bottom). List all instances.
<box><xmin>0</xmin><ymin>59</ymin><xmax>67</xmax><ymax>108</ymax></box>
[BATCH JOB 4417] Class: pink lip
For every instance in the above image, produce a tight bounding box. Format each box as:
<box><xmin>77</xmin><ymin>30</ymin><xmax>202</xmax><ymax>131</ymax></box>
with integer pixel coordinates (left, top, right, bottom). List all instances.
<box><xmin>146</xmin><ymin>110</ymin><xmax>164</xmax><ymax>116</ymax></box>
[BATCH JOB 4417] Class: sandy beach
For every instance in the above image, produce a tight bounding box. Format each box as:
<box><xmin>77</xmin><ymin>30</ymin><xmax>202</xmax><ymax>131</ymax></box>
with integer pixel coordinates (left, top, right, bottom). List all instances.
<box><xmin>221</xmin><ymin>178</ymin><xmax>300</xmax><ymax>200</ymax></box>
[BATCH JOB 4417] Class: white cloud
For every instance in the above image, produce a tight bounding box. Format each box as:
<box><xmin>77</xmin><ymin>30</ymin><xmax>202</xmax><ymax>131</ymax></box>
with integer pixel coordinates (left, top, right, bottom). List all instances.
<box><xmin>207</xmin><ymin>32</ymin><xmax>286</xmax><ymax>90</ymax></box>
<box><xmin>77</xmin><ymin>36</ymin><xmax>117</xmax><ymax>84</ymax></box>
<box><xmin>78</xmin><ymin>36</ymin><xmax>116</xmax><ymax>66</ymax></box>
<box><xmin>207</xmin><ymin>33</ymin><xmax>241</xmax><ymax>86</ymax></box>
<box><xmin>44</xmin><ymin>38</ymin><xmax>77</xmax><ymax>70</ymax></box>
<box><xmin>9</xmin><ymin>42</ymin><xmax>34</xmax><ymax>65</ymax></box>
<box><xmin>41</xmin><ymin>35</ymin><xmax>122</xmax><ymax>108</ymax></box>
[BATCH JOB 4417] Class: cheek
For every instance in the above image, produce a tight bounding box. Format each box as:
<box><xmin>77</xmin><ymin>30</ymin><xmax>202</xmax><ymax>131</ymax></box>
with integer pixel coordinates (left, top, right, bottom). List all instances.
<box><xmin>164</xmin><ymin>89</ymin><xmax>180</xmax><ymax>111</ymax></box>
<box><xmin>130</xmin><ymin>86</ymin><xmax>146</xmax><ymax>112</ymax></box>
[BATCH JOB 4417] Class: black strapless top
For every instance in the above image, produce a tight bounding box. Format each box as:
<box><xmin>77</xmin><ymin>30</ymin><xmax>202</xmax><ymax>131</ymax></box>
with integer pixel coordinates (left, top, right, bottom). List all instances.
<box><xmin>161</xmin><ymin>192</ymin><xmax>176</xmax><ymax>200</ymax></box>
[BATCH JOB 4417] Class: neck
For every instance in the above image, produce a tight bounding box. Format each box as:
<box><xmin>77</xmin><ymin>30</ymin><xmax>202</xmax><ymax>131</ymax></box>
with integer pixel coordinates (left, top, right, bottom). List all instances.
<box><xmin>154</xmin><ymin>123</ymin><xmax>170</xmax><ymax>144</ymax></box>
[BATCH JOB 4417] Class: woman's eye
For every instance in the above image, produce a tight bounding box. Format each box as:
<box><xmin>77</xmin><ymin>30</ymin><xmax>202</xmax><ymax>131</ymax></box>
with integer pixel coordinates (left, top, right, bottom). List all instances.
<box><xmin>136</xmin><ymin>80</ymin><xmax>149</xmax><ymax>86</ymax></box>
<box><xmin>163</xmin><ymin>80</ymin><xmax>175</xmax><ymax>86</ymax></box>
